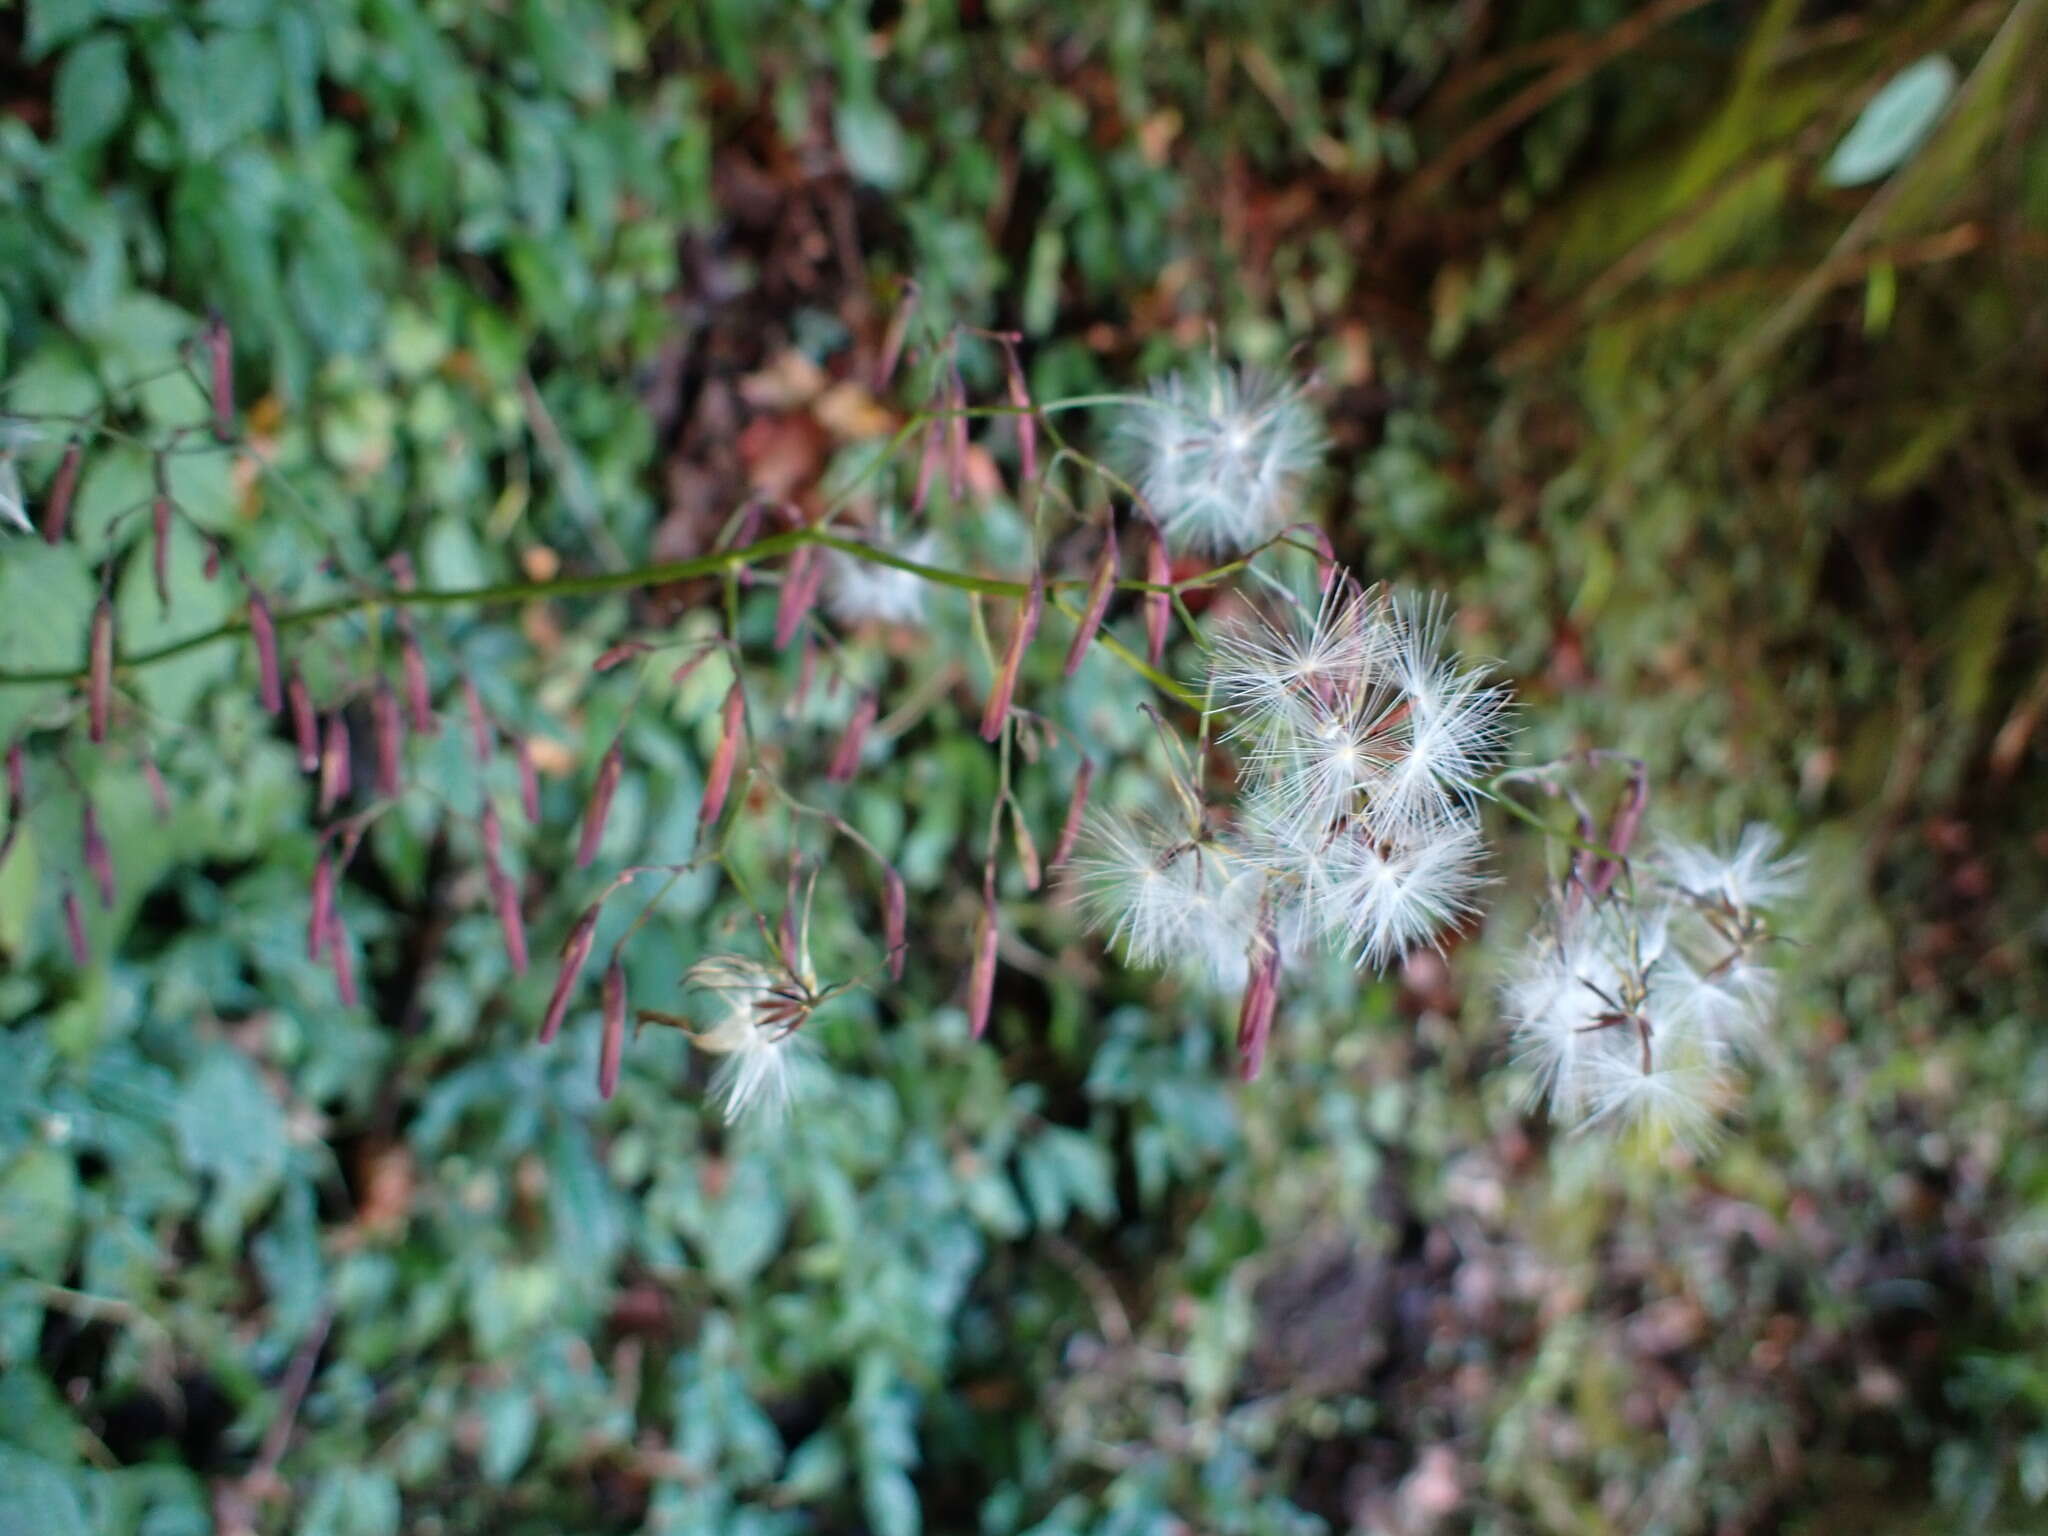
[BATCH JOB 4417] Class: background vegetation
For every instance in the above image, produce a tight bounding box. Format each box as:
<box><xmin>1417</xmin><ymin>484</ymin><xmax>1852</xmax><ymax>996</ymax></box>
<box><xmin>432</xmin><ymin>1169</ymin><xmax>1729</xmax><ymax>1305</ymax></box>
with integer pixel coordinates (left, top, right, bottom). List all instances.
<box><xmin>3</xmin><ymin>0</ymin><xmax>2048</xmax><ymax>1531</ymax></box>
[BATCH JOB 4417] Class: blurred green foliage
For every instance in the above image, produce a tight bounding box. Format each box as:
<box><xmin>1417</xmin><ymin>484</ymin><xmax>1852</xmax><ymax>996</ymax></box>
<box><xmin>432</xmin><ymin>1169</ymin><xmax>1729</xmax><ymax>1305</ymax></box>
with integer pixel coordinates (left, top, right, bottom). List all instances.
<box><xmin>4</xmin><ymin>1</ymin><xmax>2048</xmax><ymax>1533</ymax></box>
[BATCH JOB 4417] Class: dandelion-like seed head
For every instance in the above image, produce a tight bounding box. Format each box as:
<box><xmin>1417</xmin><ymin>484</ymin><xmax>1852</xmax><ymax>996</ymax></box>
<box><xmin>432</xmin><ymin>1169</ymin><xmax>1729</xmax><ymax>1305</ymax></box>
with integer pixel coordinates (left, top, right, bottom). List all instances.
<box><xmin>1657</xmin><ymin>824</ymin><xmax>1802</xmax><ymax>919</ymax></box>
<box><xmin>1121</xmin><ymin>365</ymin><xmax>1324</xmax><ymax>554</ymax></box>
<box><xmin>681</xmin><ymin>954</ymin><xmax>816</xmax><ymax>1124</ymax></box>
<box><xmin>1071</xmin><ymin>811</ymin><xmax>1263</xmax><ymax>990</ymax></box>
<box><xmin>823</xmin><ymin>530</ymin><xmax>939</xmax><ymax>628</ymax></box>
<box><xmin>0</xmin><ymin>422</ymin><xmax>37</xmax><ymax>535</ymax></box>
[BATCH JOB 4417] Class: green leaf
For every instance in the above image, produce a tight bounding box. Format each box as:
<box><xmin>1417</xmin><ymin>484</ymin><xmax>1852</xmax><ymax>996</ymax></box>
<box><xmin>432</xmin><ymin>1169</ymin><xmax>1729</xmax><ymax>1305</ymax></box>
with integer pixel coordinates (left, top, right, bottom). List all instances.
<box><xmin>172</xmin><ymin>1047</ymin><xmax>288</xmax><ymax>1213</ymax></box>
<box><xmin>834</xmin><ymin>99</ymin><xmax>914</xmax><ymax>191</ymax></box>
<box><xmin>1822</xmin><ymin>56</ymin><xmax>1957</xmax><ymax>188</ymax></box>
<box><xmin>477</xmin><ymin>1388</ymin><xmax>538</xmax><ymax>1484</ymax></box>
<box><xmin>53</xmin><ymin>32</ymin><xmax>131</xmax><ymax>150</ymax></box>
<box><xmin>0</xmin><ymin>1448</ymin><xmax>90</xmax><ymax>1536</ymax></box>
<box><xmin>0</xmin><ymin>542</ymin><xmax>93</xmax><ymax>743</ymax></box>
<box><xmin>0</xmin><ymin>1147</ymin><xmax>78</xmax><ymax>1281</ymax></box>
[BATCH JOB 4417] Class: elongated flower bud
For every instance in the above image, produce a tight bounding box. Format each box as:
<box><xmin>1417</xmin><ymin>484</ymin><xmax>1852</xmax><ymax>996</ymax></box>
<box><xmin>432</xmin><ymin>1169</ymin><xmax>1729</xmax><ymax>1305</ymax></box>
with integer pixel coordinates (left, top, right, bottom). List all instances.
<box><xmin>574</xmin><ymin>742</ymin><xmax>622</xmax><ymax>869</ymax></box>
<box><xmin>774</xmin><ymin>546</ymin><xmax>822</xmax><ymax>649</ymax></box>
<box><xmin>492</xmin><ymin>867</ymin><xmax>529</xmax><ymax>977</ymax></box>
<box><xmin>979</xmin><ymin>572</ymin><xmax>1042</xmax><ymax>743</ymax></box>
<box><xmin>401</xmin><ymin>634</ymin><xmax>435</xmax><ymax>735</ymax></box>
<box><xmin>308</xmin><ymin>854</ymin><xmax>334</xmax><ymax>961</ymax></box>
<box><xmin>1235</xmin><ymin>938</ymin><xmax>1280</xmax><ymax>1082</ymax></box>
<box><xmin>598</xmin><ymin>960</ymin><xmax>626</xmax><ymax>1099</ymax></box>
<box><xmin>62</xmin><ymin>889</ymin><xmax>89</xmax><ymax>967</ymax></box>
<box><xmin>592</xmin><ymin>642</ymin><xmax>647</xmax><ymax>674</ymax></box>
<box><xmin>826</xmin><ymin>693</ymin><xmax>876</xmax><ymax>783</ymax></box>
<box><xmin>1010</xmin><ymin>802</ymin><xmax>1042</xmax><ymax>891</ymax></box>
<box><xmin>480</xmin><ymin>800</ymin><xmax>505</xmax><ymax>868</ymax></box>
<box><xmin>883</xmin><ymin>867</ymin><xmax>907</xmax><ymax>981</ymax></box>
<box><xmin>542</xmin><ymin>903</ymin><xmax>600</xmax><ymax>1044</ymax></box>
<box><xmin>289</xmin><ymin>672</ymin><xmax>319</xmax><ymax>771</ymax></box>
<box><xmin>88</xmin><ymin>599</ymin><xmax>113</xmax><ymax>743</ymax></box>
<box><xmin>462</xmin><ymin>679</ymin><xmax>493</xmax><ymax>767</ymax></box>
<box><xmin>912</xmin><ymin>422</ymin><xmax>939</xmax><ymax>513</ymax></box>
<box><xmin>699</xmin><ymin>682</ymin><xmax>745</xmax><ymax>831</ymax></box>
<box><xmin>319</xmin><ymin>712</ymin><xmax>351</xmax><ymax>813</ymax></box>
<box><xmin>206</xmin><ymin>315</ymin><xmax>235</xmax><ymax>443</ymax></box>
<box><xmin>1144</xmin><ymin>531</ymin><xmax>1171</xmax><ymax>667</ymax></box>
<box><xmin>1049</xmin><ymin>758</ymin><xmax>1094</xmax><ymax>870</ymax></box>
<box><xmin>372</xmin><ymin>685</ymin><xmax>404</xmax><ymax>798</ymax></box>
<box><xmin>81</xmin><ymin>803</ymin><xmax>115</xmax><ymax>910</ymax></box>
<box><xmin>1062</xmin><ymin>522</ymin><xmax>1119</xmax><ymax>677</ymax></box>
<box><xmin>43</xmin><ymin>440</ymin><xmax>80</xmax><ymax>545</ymax></box>
<box><xmin>966</xmin><ymin>878</ymin><xmax>999</xmax><ymax>1040</ymax></box>
<box><xmin>1006</xmin><ymin>349</ymin><xmax>1037</xmax><ymax>487</ymax></box>
<box><xmin>328</xmin><ymin>909</ymin><xmax>359</xmax><ymax>1007</ymax></box>
<box><xmin>151</xmin><ymin>496</ymin><xmax>172</xmax><ymax>613</ymax></box>
<box><xmin>141</xmin><ymin>751</ymin><xmax>172</xmax><ymax>821</ymax></box>
<box><xmin>249</xmin><ymin>595</ymin><xmax>283</xmax><ymax>715</ymax></box>
<box><xmin>516</xmin><ymin>735</ymin><xmax>541</xmax><ymax>822</ymax></box>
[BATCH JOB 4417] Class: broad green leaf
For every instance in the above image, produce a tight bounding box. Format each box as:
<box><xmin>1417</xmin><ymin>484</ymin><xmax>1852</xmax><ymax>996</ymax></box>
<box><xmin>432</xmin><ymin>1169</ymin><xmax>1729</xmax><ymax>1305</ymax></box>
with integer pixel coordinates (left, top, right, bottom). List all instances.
<box><xmin>1822</xmin><ymin>56</ymin><xmax>1957</xmax><ymax>188</ymax></box>
<box><xmin>53</xmin><ymin>32</ymin><xmax>130</xmax><ymax>149</ymax></box>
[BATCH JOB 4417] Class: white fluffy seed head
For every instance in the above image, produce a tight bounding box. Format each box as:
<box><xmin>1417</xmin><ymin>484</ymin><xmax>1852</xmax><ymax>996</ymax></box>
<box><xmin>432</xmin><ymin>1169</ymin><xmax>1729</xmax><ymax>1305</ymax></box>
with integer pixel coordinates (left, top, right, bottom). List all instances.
<box><xmin>0</xmin><ymin>424</ymin><xmax>35</xmax><ymax>535</ymax></box>
<box><xmin>822</xmin><ymin>531</ymin><xmax>939</xmax><ymax>627</ymax></box>
<box><xmin>682</xmin><ymin>955</ymin><xmax>813</xmax><ymax>1124</ymax></box>
<box><xmin>1656</xmin><ymin>824</ymin><xmax>1802</xmax><ymax>917</ymax></box>
<box><xmin>1120</xmin><ymin>365</ymin><xmax>1324</xmax><ymax>554</ymax></box>
<box><xmin>1071</xmin><ymin>812</ymin><xmax>1263</xmax><ymax>990</ymax></box>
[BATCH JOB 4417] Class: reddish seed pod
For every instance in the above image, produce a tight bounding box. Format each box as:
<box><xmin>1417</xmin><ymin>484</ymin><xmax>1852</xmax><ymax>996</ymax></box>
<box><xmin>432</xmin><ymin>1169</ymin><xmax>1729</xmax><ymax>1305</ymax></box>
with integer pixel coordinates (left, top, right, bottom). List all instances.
<box><xmin>1063</xmin><ymin>522</ymin><xmax>1120</xmax><ymax>677</ymax></box>
<box><xmin>911</xmin><ymin>422</ymin><xmax>940</xmax><ymax>514</ymax></box>
<box><xmin>826</xmin><ymin>693</ymin><xmax>877</xmax><ymax>784</ymax></box>
<box><xmin>1144</xmin><ymin>530</ymin><xmax>1171</xmax><ymax>668</ymax></box>
<box><xmin>773</xmin><ymin>546</ymin><xmax>822</xmax><ymax>650</ymax></box>
<box><xmin>462</xmin><ymin>679</ymin><xmax>493</xmax><ymax>767</ymax></box>
<box><xmin>698</xmin><ymin>682</ymin><xmax>745</xmax><ymax>831</ymax></box>
<box><xmin>1049</xmin><ymin>758</ymin><xmax>1095</xmax><ymax>870</ymax></box>
<box><xmin>883</xmin><ymin>867</ymin><xmax>907</xmax><ymax>982</ymax></box>
<box><xmin>480</xmin><ymin>801</ymin><xmax>505</xmax><ymax>869</ymax></box>
<box><xmin>372</xmin><ymin>685</ymin><xmax>404</xmax><ymax>798</ymax></box>
<box><xmin>206</xmin><ymin>315</ymin><xmax>235</xmax><ymax>443</ymax></box>
<box><xmin>1005</xmin><ymin>348</ymin><xmax>1037</xmax><ymax>487</ymax></box>
<box><xmin>328</xmin><ymin>909</ymin><xmax>359</xmax><ymax>1007</ymax></box>
<box><xmin>401</xmin><ymin>634</ymin><xmax>435</xmax><ymax>735</ymax></box>
<box><xmin>1010</xmin><ymin>803</ymin><xmax>1042</xmax><ymax>892</ymax></box>
<box><xmin>249</xmin><ymin>595</ymin><xmax>283</xmax><ymax>715</ymax></box>
<box><xmin>541</xmin><ymin>904</ymin><xmax>601</xmax><ymax>1044</ymax></box>
<box><xmin>62</xmin><ymin>889</ymin><xmax>89</xmax><ymax>967</ymax></box>
<box><xmin>151</xmin><ymin>497</ymin><xmax>172</xmax><ymax>613</ymax></box>
<box><xmin>141</xmin><ymin>751</ymin><xmax>172</xmax><ymax>821</ymax></box>
<box><xmin>492</xmin><ymin>867</ymin><xmax>529</xmax><ymax>978</ymax></box>
<box><xmin>1235</xmin><ymin>939</ymin><xmax>1281</xmax><ymax>1082</ymax></box>
<box><xmin>573</xmin><ymin>742</ymin><xmax>623</xmax><ymax>870</ymax></box>
<box><xmin>597</xmin><ymin>960</ymin><xmax>626</xmax><ymax>1099</ymax></box>
<box><xmin>979</xmin><ymin>571</ymin><xmax>1043</xmax><ymax>743</ymax></box>
<box><xmin>43</xmin><ymin>440</ymin><xmax>81</xmax><ymax>545</ymax></box>
<box><xmin>81</xmin><ymin>804</ymin><xmax>116</xmax><ymax>910</ymax></box>
<box><xmin>966</xmin><ymin>876</ymin><xmax>999</xmax><ymax>1040</ymax></box>
<box><xmin>592</xmin><ymin>642</ymin><xmax>646</xmax><ymax>674</ymax></box>
<box><xmin>289</xmin><ymin>672</ymin><xmax>319</xmax><ymax>772</ymax></box>
<box><xmin>88</xmin><ymin>599</ymin><xmax>113</xmax><ymax>743</ymax></box>
<box><xmin>307</xmin><ymin>854</ymin><xmax>334</xmax><ymax>961</ymax></box>
<box><xmin>319</xmin><ymin>712</ymin><xmax>352</xmax><ymax>813</ymax></box>
<box><xmin>515</xmin><ymin>735</ymin><xmax>542</xmax><ymax>822</ymax></box>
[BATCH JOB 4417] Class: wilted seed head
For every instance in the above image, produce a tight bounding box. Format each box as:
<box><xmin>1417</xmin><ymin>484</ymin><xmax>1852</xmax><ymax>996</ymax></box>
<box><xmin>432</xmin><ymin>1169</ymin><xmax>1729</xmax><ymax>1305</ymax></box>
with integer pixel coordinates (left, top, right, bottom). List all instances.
<box><xmin>682</xmin><ymin>955</ymin><xmax>815</xmax><ymax>1122</ymax></box>
<box><xmin>1120</xmin><ymin>364</ymin><xmax>1324</xmax><ymax>554</ymax></box>
<box><xmin>821</xmin><ymin>532</ymin><xmax>940</xmax><ymax>628</ymax></box>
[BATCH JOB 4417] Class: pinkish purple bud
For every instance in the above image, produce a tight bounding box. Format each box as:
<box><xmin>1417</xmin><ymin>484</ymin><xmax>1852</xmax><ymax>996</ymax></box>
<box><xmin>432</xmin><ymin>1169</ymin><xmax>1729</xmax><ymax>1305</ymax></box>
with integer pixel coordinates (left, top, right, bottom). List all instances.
<box><xmin>883</xmin><ymin>867</ymin><xmax>907</xmax><ymax>982</ymax></box>
<box><xmin>481</xmin><ymin>801</ymin><xmax>505</xmax><ymax>868</ymax></box>
<box><xmin>141</xmin><ymin>751</ymin><xmax>172</xmax><ymax>821</ymax></box>
<box><xmin>88</xmin><ymin>599</ymin><xmax>113</xmax><ymax>743</ymax></box>
<box><xmin>1010</xmin><ymin>804</ymin><xmax>1042</xmax><ymax>892</ymax></box>
<box><xmin>401</xmin><ymin>635</ymin><xmax>435</xmax><ymax>735</ymax></box>
<box><xmin>1144</xmin><ymin>531</ymin><xmax>1171</xmax><ymax>668</ymax></box>
<box><xmin>372</xmin><ymin>685</ymin><xmax>404</xmax><ymax>799</ymax></box>
<box><xmin>249</xmin><ymin>595</ymin><xmax>283</xmax><ymax>715</ymax></box>
<box><xmin>516</xmin><ymin>736</ymin><xmax>542</xmax><ymax>822</ymax></box>
<box><xmin>1062</xmin><ymin>523</ymin><xmax>1119</xmax><ymax>677</ymax></box>
<box><xmin>319</xmin><ymin>712</ymin><xmax>351</xmax><ymax>814</ymax></box>
<box><xmin>979</xmin><ymin>571</ymin><xmax>1042</xmax><ymax>743</ymax></box>
<box><xmin>289</xmin><ymin>672</ymin><xmax>319</xmax><ymax>772</ymax></box>
<box><xmin>462</xmin><ymin>679</ymin><xmax>493</xmax><ymax>767</ymax></box>
<box><xmin>1050</xmin><ymin>758</ymin><xmax>1095</xmax><ymax>870</ymax></box>
<box><xmin>574</xmin><ymin>742</ymin><xmax>623</xmax><ymax>869</ymax></box>
<box><xmin>308</xmin><ymin>854</ymin><xmax>334</xmax><ymax>961</ymax></box>
<box><xmin>206</xmin><ymin>316</ymin><xmax>235</xmax><ymax>443</ymax></box>
<box><xmin>699</xmin><ymin>682</ymin><xmax>745</xmax><ymax>832</ymax></box>
<box><xmin>43</xmin><ymin>440</ymin><xmax>80</xmax><ymax>545</ymax></box>
<box><xmin>81</xmin><ymin>804</ymin><xmax>115</xmax><ymax>909</ymax></box>
<box><xmin>492</xmin><ymin>867</ymin><xmax>529</xmax><ymax>977</ymax></box>
<box><xmin>966</xmin><ymin>878</ymin><xmax>999</xmax><ymax>1040</ymax></box>
<box><xmin>598</xmin><ymin>960</ymin><xmax>626</xmax><ymax>1099</ymax></box>
<box><xmin>328</xmin><ymin>909</ymin><xmax>359</xmax><ymax>1006</ymax></box>
<box><xmin>1235</xmin><ymin>939</ymin><xmax>1281</xmax><ymax>1081</ymax></box>
<box><xmin>827</xmin><ymin>693</ymin><xmax>877</xmax><ymax>783</ymax></box>
<box><xmin>62</xmin><ymin>889</ymin><xmax>89</xmax><ymax>967</ymax></box>
<box><xmin>151</xmin><ymin>496</ymin><xmax>172</xmax><ymax>613</ymax></box>
<box><xmin>542</xmin><ymin>904</ymin><xmax>600</xmax><ymax>1044</ymax></box>
<box><xmin>593</xmin><ymin>642</ymin><xmax>647</xmax><ymax>674</ymax></box>
<box><xmin>773</xmin><ymin>546</ymin><xmax>822</xmax><ymax>650</ymax></box>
